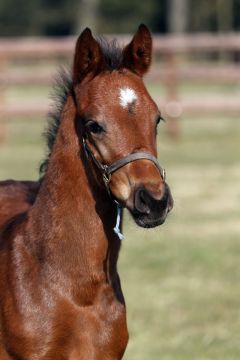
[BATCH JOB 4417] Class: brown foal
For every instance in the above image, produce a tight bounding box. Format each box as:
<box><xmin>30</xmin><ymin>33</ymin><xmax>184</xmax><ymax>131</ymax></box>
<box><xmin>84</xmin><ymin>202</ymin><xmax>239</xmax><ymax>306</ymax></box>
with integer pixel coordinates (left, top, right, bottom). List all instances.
<box><xmin>0</xmin><ymin>25</ymin><xmax>173</xmax><ymax>359</ymax></box>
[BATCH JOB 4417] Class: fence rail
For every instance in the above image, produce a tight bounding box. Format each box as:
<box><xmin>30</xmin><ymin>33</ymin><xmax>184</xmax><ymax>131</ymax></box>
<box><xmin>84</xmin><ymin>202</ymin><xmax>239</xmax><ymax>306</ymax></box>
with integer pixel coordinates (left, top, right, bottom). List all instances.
<box><xmin>0</xmin><ymin>33</ymin><xmax>240</xmax><ymax>139</ymax></box>
<box><xmin>1</xmin><ymin>33</ymin><xmax>240</xmax><ymax>56</ymax></box>
<box><xmin>1</xmin><ymin>64</ymin><xmax>240</xmax><ymax>86</ymax></box>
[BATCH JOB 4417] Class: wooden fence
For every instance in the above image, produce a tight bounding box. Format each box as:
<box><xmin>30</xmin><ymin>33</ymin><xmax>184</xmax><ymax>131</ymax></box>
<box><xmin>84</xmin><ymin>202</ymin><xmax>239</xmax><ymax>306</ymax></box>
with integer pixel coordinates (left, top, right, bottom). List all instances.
<box><xmin>0</xmin><ymin>33</ymin><xmax>240</xmax><ymax>140</ymax></box>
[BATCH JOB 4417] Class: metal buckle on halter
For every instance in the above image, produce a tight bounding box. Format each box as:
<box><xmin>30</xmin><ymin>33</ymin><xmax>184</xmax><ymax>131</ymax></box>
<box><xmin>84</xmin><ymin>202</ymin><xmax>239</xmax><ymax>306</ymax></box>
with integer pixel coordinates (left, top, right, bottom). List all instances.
<box><xmin>102</xmin><ymin>165</ymin><xmax>111</xmax><ymax>185</ymax></box>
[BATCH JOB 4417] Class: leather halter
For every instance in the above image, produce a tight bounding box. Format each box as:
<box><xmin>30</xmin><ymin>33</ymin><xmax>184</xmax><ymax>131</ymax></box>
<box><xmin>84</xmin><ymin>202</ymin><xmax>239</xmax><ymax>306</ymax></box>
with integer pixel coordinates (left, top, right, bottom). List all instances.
<box><xmin>83</xmin><ymin>138</ymin><xmax>166</xmax><ymax>194</ymax></box>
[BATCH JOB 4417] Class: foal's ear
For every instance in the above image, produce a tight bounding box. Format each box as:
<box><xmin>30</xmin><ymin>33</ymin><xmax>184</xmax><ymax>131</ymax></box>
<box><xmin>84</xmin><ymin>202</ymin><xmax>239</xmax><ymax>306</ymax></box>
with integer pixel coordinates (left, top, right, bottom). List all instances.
<box><xmin>122</xmin><ymin>24</ymin><xmax>152</xmax><ymax>77</ymax></box>
<box><xmin>73</xmin><ymin>28</ymin><xmax>103</xmax><ymax>84</ymax></box>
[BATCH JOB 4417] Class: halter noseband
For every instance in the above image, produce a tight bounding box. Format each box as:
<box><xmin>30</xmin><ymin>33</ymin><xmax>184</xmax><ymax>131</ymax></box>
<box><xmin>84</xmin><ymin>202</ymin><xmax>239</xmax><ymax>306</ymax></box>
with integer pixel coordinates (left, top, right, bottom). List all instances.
<box><xmin>83</xmin><ymin>138</ymin><xmax>166</xmax><ymax>193</ymax></box>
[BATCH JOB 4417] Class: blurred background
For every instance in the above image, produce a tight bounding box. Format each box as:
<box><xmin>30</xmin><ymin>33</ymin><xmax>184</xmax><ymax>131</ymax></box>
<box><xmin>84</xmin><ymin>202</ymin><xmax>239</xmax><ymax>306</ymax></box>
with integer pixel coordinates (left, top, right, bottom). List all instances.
<box><xmin>0</xmin><ymin>0</ymin><xmax>240</xmax><ymax>359</ymax></box>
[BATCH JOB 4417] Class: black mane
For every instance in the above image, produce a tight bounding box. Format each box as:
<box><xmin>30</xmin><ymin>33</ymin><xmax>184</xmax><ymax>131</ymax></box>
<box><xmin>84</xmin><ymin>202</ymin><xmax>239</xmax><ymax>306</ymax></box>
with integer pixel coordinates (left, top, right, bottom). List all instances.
<box><xmin>39</xmin><ymin>38</ymin><xmax>124</xmax><ymax>176</ymax></box>
<box><xmin>99</xmin><ymin>37</ymin><xmax>123</xmax><ymax>71</ymax></box>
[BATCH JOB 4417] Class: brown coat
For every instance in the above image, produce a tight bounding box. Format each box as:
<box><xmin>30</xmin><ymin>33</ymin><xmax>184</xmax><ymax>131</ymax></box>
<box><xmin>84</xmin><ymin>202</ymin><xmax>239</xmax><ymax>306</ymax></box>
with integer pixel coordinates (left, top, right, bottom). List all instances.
<box><xmin>0</xmin><ymin>25</ymin><xmax>172</xmax><ymax>359</ymax></box>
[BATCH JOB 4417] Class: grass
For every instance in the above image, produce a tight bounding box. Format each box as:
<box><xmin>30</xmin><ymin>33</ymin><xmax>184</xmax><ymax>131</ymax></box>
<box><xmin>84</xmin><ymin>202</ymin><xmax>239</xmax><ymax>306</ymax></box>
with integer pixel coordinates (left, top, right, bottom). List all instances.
<box><xmin>0</xmin><ymin>118</ymin><xmax>44</xmax><ymax>179</ymax></box>
<box><xmin>0</xmin><ymin>84</ymin><xmax>240</xmax><ymax>359</ymax></box>
<box><xmin>121</xmin><ymin>115</ymin><xmax>240</xmax><ymax>360</ymax></box>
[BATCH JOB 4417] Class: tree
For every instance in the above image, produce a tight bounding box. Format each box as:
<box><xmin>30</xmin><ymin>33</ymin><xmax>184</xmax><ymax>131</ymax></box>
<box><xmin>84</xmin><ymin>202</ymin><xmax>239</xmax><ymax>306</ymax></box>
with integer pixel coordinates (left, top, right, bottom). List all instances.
<box><xmin>75</xmin><ymin>0</ymin><xmax>100</xmax><ymax>34</ymax></box>
<box><xmin>98</xmin><ymin>0</ymin><xmax>157</xmax><ymax>33</ymax></box>
<box><xmin>217</xmin><ymin>0</ymin><xmax>233</xmax><ymax>32</ymax></box>
<box><xmin>168</xmin><ymin>0</ymin><xmax>189</xmax><ymax>33</ymax></box>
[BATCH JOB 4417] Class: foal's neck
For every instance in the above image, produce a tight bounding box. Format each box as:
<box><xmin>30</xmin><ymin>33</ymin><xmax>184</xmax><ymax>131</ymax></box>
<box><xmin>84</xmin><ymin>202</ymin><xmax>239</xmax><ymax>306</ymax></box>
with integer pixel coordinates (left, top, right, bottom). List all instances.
<box><xmin>29</xmin><ymin>95</ymin><xmax>120</xmax><ymax>283</ymax></box>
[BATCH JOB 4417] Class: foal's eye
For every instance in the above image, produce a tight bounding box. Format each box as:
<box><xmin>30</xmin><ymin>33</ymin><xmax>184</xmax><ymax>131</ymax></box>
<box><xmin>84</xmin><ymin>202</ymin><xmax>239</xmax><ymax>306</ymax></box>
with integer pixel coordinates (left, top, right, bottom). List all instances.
<box><xmin>86</xmin><ymin>121</ymin><xmax>104</xmax><ymax>135</ymax></box>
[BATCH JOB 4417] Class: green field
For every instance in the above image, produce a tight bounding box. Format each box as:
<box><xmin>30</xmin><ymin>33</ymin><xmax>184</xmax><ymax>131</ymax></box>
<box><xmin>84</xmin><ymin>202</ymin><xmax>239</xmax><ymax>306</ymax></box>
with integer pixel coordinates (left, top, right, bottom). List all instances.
<box><xmin>0</xmin><ymin>91</ymin><xmax>240</xmax><ymax>358</ymax></box>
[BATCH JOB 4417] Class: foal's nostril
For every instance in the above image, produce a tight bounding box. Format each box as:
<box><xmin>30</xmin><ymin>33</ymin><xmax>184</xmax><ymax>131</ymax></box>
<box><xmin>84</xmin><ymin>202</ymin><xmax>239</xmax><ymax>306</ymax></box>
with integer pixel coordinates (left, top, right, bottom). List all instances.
<box><xmin>134</xmin><ymin>188</ymin><xmax>151</xmax><ymax>215</ymax></box>
<box><xmin>134</xmin><ymin>185</ymin><xmax>172</xmax><ymax>216</ymax></box>
<box><xmin>132</xmin><ymin>184</ymin><xmax>173</xmax><ymax>227</ymax></box>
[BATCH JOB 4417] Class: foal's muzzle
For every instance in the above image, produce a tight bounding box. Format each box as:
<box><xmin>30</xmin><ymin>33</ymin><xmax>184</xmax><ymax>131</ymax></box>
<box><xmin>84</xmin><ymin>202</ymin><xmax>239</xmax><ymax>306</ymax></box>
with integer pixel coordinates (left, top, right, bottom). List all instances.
<box><xmin>131</xmin><ymin>184</ymin><xmax>173</xmax><ymax>228</ymax></box>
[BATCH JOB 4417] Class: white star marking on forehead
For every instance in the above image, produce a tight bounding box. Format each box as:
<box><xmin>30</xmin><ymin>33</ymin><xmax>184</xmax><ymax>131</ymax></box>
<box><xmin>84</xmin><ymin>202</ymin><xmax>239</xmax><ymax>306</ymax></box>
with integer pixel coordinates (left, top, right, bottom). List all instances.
<box><xmin>119</xmin><ymin>87</ymin><xmax>137</xmax><ymax>109</ymax></box>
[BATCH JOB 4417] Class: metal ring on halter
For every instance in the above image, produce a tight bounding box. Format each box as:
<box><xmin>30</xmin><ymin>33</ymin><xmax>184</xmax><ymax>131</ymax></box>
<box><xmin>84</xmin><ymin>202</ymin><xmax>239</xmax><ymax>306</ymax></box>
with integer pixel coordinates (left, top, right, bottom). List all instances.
<box><xmin>102</xmin><ymin>167</ymin><xmax>111</xmax><ymax>185</ymax></box>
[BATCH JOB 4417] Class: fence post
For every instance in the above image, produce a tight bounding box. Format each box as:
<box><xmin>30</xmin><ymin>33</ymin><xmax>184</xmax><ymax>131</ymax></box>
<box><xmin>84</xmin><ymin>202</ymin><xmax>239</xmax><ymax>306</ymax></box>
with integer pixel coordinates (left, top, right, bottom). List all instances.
<box><xmin>163</xmin><ymin>50</ymin><xmax>182</xmax><ymax>139</ymax></box>
<box><xmin>0</xmin><ymin>55</ymin><xmax>7</xmax><ymax>143</ymax></box>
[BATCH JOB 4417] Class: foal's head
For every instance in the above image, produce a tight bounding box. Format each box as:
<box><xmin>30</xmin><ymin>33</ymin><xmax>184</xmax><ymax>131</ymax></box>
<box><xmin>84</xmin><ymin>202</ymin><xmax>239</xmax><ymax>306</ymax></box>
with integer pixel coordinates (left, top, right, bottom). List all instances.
<box><xmin>73</xmin><ymin>24</ymin><xmax>173</xmax><ymax>228</ymax></box>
